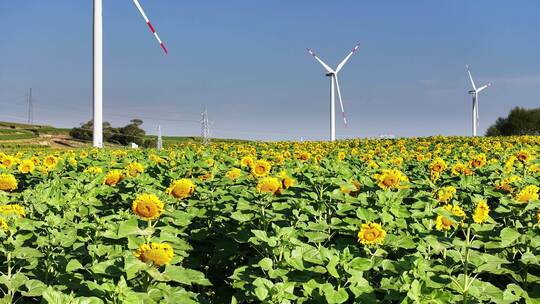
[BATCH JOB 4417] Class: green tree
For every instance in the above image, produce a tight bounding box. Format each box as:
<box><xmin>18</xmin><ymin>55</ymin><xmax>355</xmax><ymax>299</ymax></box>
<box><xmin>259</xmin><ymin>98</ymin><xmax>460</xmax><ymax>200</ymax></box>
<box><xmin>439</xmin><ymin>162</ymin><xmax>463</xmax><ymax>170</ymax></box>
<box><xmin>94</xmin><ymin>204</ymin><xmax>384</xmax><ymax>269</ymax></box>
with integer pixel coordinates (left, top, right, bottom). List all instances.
<box><xmin>486</xmin><ymin>107</ymin><xmax>540</xmax><ymax>136</ymax></box>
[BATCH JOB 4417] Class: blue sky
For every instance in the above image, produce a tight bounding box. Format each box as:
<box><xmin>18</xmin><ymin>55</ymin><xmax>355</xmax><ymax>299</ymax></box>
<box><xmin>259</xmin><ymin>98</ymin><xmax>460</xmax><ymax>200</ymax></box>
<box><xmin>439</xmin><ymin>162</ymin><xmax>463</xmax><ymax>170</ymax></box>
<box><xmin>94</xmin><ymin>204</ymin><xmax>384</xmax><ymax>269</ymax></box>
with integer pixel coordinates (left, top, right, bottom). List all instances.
<box><xmin>1</xmin><ymin>0</ymin><xmax>539</xmax><ymax>140</ymax></box>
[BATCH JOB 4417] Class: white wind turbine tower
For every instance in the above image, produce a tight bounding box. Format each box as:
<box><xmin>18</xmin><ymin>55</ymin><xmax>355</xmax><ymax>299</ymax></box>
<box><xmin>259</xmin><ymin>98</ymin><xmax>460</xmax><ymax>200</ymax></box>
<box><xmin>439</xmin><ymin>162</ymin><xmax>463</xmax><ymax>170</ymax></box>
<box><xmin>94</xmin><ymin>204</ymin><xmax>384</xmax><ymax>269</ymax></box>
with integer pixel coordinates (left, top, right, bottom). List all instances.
<box><xmin>466</xmin><ymin>65</ymin><xmax>491</xmax><ymax>137</ymax></box>
<box><xmin>307</xmin><ymin>42</ymin><xmax>360</xmax><ymax>141</ymax></box>
<box><xmin>93</xmin><ymin>0</ymin><xmax>168</xmax><ymax>147</ymax></box>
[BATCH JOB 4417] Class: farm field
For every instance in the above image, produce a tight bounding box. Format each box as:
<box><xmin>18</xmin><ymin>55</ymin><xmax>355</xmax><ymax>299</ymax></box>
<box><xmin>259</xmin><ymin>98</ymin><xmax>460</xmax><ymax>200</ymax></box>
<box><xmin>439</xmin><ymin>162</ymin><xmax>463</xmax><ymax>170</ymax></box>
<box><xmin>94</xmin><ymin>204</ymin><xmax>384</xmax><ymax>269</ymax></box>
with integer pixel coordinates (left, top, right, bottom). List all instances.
<box><xmin>0</xmin><ymin>136</ymin><xmax>539</xmax><ymax>303</ymax></box>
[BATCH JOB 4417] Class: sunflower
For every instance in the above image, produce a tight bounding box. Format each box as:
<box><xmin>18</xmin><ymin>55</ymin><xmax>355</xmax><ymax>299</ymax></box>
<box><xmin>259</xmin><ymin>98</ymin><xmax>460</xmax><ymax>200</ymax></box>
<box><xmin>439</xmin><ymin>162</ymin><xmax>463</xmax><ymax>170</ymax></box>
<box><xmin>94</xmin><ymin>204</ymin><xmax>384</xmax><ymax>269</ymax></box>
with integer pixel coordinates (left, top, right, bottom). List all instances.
<box><xmin>515</xmin><ymin>185</ymin><xmax>539</xmax><ymax>203</ymax></box>
<box><xmin>473</xmin><ymin>200</ymin><xmax>490</xmax><ymax>224</ymax></box>
<box><xmin>251</xmin><ymin>160</ymin><xmax>271</xmax><ymax>177</ymax></box>
<box><xmin>373</xmin><ymin>169</ymin><xmax>408</xmax><ymax>190</ymax></box>
<box><xmin>0</xmin><ymin>204</ymin><xmax>25</xmax><ymax>217</ymax></box>
<box><xmin>132</xmin><ymin>194</ymin><xmax>164</xmax><ymax>220</ymax></box>
<box><xmin>43</xmin><ymin>155</ymin><xmax>59</xmax><ymax>168</ymax></box>
<box><xmin>125</xmin><ymin>162</ymin><xmax>144</xmax><ymax>177</ymax></box>
<box><xmin>135</xmin><ymin>243</ymin><xmax>174</xmax><ymax>266</ymax></box>
<box><xmin>297</xmin><ymin>151</ymin><xmax>311</xmax><ymax>161</ymax></box>
<box><xmin>225</xmin><ymin>168</ymin><xmax>242</xmax><ymax>180</ymax></box>
<box><xmin>104</xmin><ymin>170</ymin><xmax>124</xmax><ymax>186</ymax></box>
<box><xmin>515</xmin><ymin>150</ymin><xmax>531</xmax><ymax>163</ymax></box>
<box><xmin>256</xmin><ymin>177</ymin><xmax>281</xmax><ymax>195</ymax></box>
<box><xmin>337</xmin><ymin>151</ymin><xmax>346</xmax><ymax>161</ymax></box>
<box><xmin>469</xmin><ymin>154</ymin><xmax>487</xmax><ymax>168</ymax></box>
<box><xmin>436</xmin><ymin>186</ymin><xmax>456</xmax><ymax>204</ymax></box>
<box><xmin>0</xmin><ymin>174</ymin><xmax>17</xmax><ymax>192</ymax></box>
<box><xmin>84</xmin><ymin>166</ymin><xmax>103</xmax><ymax>174</ymax></box>
<box><xmin>1</xmin><ymin>155</ymin><xmax>16</xmax><ymax>168</ymax></box>
<box><xmin>357</xmin><ymin>222</ymin><xmax>386</xmax><ymax>246</ymax></box>
<box><xmin>278</xmin><ymin>170</ymin><xmax>295</xmax><ymax>189</ymax></box>
<box><xmin>167</xmin><ymin>179</ymin><xmax>195</xmax><ymax>199</ymax></box>
<box><xmin>451</xmin><ymin>163</ymin><xmax>472</xmax><ymax>176</ymax></box>
<box><xmin>240</xmin><ymin>156</ymin><xmax>254</xmax><ymax>168</ymax></box>
<box><xmin>430</xmin><ymin>158</ymin><xmax>447</xmax><ymax>173</ymax></box>
<box><xmin>435</xmin><ymin>215</ymin><xmax>455</xmax><ymax>231</ymax></box>
<box><xmin>0</xmin><ymin>218</ymin><xmax>8</xmax><ymax>231</ymax></box>
<box><xmin>18</xmin><ymin>159</ymin><xmax>35</xmax><ymax>174</ymax></box>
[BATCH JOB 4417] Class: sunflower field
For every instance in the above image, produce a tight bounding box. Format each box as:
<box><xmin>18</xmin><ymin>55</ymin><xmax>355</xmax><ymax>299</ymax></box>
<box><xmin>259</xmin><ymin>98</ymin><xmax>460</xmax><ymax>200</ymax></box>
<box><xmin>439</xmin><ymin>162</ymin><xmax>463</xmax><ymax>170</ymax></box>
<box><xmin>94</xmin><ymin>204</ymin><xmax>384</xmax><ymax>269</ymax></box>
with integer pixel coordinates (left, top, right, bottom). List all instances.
<box><xmin>0</xmin><ymin>136</ymin><xmax>539</xmax><ymax>303</ymax></box>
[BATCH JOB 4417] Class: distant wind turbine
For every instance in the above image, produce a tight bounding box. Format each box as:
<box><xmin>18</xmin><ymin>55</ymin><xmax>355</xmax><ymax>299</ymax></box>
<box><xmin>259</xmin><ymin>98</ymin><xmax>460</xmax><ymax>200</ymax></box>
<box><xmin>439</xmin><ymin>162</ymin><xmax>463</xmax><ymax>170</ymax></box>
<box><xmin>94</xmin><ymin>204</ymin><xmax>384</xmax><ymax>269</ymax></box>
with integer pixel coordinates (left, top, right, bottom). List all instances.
<box><xmin>93</xmin><ymin>0</ymin><xmax>168</xmax><ymax>147</ymax></box>
<box><xmin>466</xmin><ymin>65</ymin><xmax>491</xmax><ymax>137</ymax></box>
<box><xmin>307</xmin><ymin>42</ymin><xmax>360</xmax><ymax>141</ymax></box>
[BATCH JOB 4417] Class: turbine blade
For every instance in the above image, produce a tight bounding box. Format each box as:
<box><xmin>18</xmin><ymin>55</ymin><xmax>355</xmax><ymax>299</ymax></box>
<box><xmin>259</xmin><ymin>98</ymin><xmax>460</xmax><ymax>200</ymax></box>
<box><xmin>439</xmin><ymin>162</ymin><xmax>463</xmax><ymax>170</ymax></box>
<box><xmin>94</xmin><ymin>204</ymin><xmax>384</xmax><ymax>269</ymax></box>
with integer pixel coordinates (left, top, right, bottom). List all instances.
<box><xmin>466</xmin><ymin>65</ymin><xmax>477</xmax><ymax>91</ymax></box>
<box><xmin>334</xmin><ymin>75</ymin><xmax>348</xmax><ymax>127</ymax></box>
<box><xmin>476</xmin><ymin>82</ymin><xmax>491</xmax><ymax>93</ymax></box>
<box><xmin>307</xmin><ymin>48</ymin><xmax>335</xmax><ymax>74</ymax></box>
<box><xmin>336</xmin><ymin>42</ymin><xmax>360</xmax><ymax>73</ymax></box>
<box><xmin>132</xmin><ymin>0</ymin><xmax>168</xmax><ymax>54</ymax></box>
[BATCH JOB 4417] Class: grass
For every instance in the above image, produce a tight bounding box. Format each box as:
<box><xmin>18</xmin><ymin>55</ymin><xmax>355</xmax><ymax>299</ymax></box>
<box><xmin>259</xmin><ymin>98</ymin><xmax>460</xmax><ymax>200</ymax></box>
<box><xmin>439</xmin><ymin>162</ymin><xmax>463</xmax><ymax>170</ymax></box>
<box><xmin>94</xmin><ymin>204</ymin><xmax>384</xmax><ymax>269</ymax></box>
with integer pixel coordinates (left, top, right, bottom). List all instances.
<box><xmin>0</xmin><ymin>121</ymin><xmax>246</xmax><ymax>149</ymax></box>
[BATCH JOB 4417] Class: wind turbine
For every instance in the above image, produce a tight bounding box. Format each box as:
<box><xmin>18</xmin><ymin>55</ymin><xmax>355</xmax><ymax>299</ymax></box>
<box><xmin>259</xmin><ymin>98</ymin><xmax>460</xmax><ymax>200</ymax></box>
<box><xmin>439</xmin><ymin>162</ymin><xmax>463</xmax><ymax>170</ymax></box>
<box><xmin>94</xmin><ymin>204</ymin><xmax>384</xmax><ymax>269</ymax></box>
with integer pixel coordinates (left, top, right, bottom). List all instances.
<box><xmin>93</xmin><ymin>0</ymin><xmax>168</xmax><ymax>147</ymax></box>
<box><xmin>307</xmin><ymin>42</ymin><xmax>360</xmax><ymax>141</ymax></box>
<box><xmin>466</xmin><ymin>65</ymin><xmax>491</xmax><ymax>137</ymax></box>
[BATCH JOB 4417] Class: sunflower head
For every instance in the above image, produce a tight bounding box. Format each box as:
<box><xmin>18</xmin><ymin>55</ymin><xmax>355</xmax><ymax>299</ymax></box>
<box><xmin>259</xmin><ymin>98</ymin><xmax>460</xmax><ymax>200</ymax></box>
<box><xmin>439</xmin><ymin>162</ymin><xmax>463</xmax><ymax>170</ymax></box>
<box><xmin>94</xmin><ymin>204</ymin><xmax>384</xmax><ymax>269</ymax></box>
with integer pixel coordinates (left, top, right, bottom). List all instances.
<box><xmin>0</xmin><ymin>174</ymin><xmax>17</xmax><ymax>192</ymax></box>
<box><xmin>134</xmin><ymin>243</ymin><xmax>174</xmax><ymax>266</ymax></box>
<box><xmin>0</xmin><ymin>204</ymin><xmax>25</xmax><ymax>218</ymax></box>
<box><xmin>373</xmin><ymin>169</ymin><xmax>408</xmax><ymax>190</ymax></box>
<box><xmin>104</xmin><ymin>170</ymin><xmax>123</xmax><ymax>186</ymax></box>
<box><xmin>43</xmin><ymin>155</ymin><xmax>59</xmax><ymax>168</ymax></box>
<box><xmin>430</xmin><ymin>157</ymin><xmax>448</xmax><ymax>173</ymax></box>
<box><xmin>240</xmin><ymin>156</ymin><xmax>254</xmax><ymax>168</ymax></box>
<box><xmin>0</xmin><ymin>218</ymin><xmax>8</xmax><ymax>231</ymax></box>
<box><xmin>358</xmin><ymin>222</ymin><xmax>386</xmax><ymax>246</ymax></box>
<box><xmin>256</xmin><ymin>177</ymin><xmax>282</xmax><ymax>195</ymax></box>
<box><xmin>436</xmin><ymin>186</ymin><xmax>457</xmax><ymax>204</ymax></box>
<box><xmin>132</xmin><ymin>194</ymin><xmax>164</xmax><ymax>220</ymax></box>
<box><xmin>225</xmin><ymin>168</ymin><xmax>242</xmax><ymax>180</ymax></box>
<box><xmin>84</xmin><ymin>166</ymin><xmax>103</xmax><ymax>174</ymax></box>
<box><xmin>515</xmin><ymin>185</ymin><xmax>539</xmax><ymax>203</ymax></box>
<box><xmin>469</xmin><ymin>154</ymin><xmax>487</xmax><ymax>168</ymax></box>
<box><xmin>251</xmin><ymin>160</ymin><xmax>271</xmax><ymax>177</ymax></box>
<box><xmin>451</xmin><ymin>163</ymin><xmax>472</xmax><ymax>176</ymax></box>
<box><xmin>18</xmin><ymin>159</ymin><xmax>35</xmax><ymax>174</ymax></box>
<box><xmin>167</xmin><ymin>179</ymin><xmax>195</xmax><ymax>199</ymax></box>
<box><xmin>435</xmin><ymin>215</ymin><xmax>455</xmax><ymax>231</ymax></box>
<box><xmin>516</xmin><ymin>150</ymin><xmax>531</xmax><ymax>163</ymax></box>
<box><xmin>473</xmin><ymin>200</ymin><xmax>490</xmax><ymax>224</ymax></box>
<box><xmin>126</xmin><ymin>162</ymin><xmax>144</xmax><ymax>177</ymax></box>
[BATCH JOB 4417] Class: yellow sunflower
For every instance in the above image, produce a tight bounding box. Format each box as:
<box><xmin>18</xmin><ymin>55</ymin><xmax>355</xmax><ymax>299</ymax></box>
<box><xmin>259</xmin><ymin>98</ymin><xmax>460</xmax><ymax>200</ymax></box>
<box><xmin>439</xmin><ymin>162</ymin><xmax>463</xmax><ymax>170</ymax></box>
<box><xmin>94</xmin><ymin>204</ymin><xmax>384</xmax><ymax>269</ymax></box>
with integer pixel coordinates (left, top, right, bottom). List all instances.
<box><xmin>473</xmin><ymin>200</ymin><xmax>490</xmax><ymax>224</ymax></box>
<box><xmin>43</xmin><ymin>155</ymin><xmax>59</xmax><ymax>168</ymax></box>
<box><xmin>134</xmin><ymin>243</ymin><xmax>174</xmax><ymax>266</ymax></box>
<box><xmin>435</xmin><ymin>215</ymin><xmax>455</xmax><ymax>231</ymax></box>
<box><xmin>469</xmin><ymin>154</ymin><xmax>487</xmax><ymax>168</ymax></box>
<box><xmin>256</xmin><ymin>177</ymin><xmax>282</xmax><ymax>195</ymax></box>
<box><xmin>0</xmin><ymin>218</ymin><xmax>8</xmax><ymax>231</ymax></box>
<box><xmin>240</xmin><ymin>156</ymin><xmax>254</xmax><ymax>168</ymax></box>
<box><xmin>167</xmin><ymin>179</ymin><xmax>195</xmax><ymax>199</ymax></box>
<box><xmin>18</xmin><ymin>159</ymin><xmax>35</xmax><ymax>174</ymax></box>
<box><xmin>225</xmin><ymin>168</ymin><xmax>242</xmax><ymax>180</ymax></box>
<box><xmin>0</xmin><ymin>204</ymin><xmax>25</xmax><ymax>217</ymax></box>
<box><xmin>357</xmin><ymin>222</ymin><xmax>386</xmax><ymax>246</ymax></box>
<box><xmin>373</xmin><ymin>169</ymin><xmax>408</xmax><ymax>190</ymax></box>
<box><xmin>515</xmin><ymin>185</ymin><xmax>539</xmax><ymax>203</ymax></box>
<box><xmin>132</xmin><ymin>194</ymin><xmax>164</xmax><ymax>220</ymax></box>
<box><xmin>104</xmin><ymin>170</ymin><xmax>124</xmax><ymax>186</ymax></box>
<box><xmin>436</xmin><ymin>186</ymin><xmax>456</xmax><ymax>204</ymax></box>
<box><xmin>430</xmin><ymin>158</ymin><xmax>447</xmax><ymax>173</ymax></box>
<box><xmin>251</xmin><ymin>160</ymin><xmax>271</xmax><ymax>177</ymax></box>
<box><xmin>515</xmin><ymin>150</ymin><xmax>531</xmax><ymax>163</ymax></box>
<box><xmin>84</xmin><ymin>166</ymin><xmax>103</xmax><ymax>174</ymax></box>
<box><xmin>125</xmin><ymin>162</ymin><xmax>144</xmax><ymax>177</ymax></box>
<box><xmin>0</xmin><ymin>174</ymin><xmax>17</xmax><ymax>192</ymax></box>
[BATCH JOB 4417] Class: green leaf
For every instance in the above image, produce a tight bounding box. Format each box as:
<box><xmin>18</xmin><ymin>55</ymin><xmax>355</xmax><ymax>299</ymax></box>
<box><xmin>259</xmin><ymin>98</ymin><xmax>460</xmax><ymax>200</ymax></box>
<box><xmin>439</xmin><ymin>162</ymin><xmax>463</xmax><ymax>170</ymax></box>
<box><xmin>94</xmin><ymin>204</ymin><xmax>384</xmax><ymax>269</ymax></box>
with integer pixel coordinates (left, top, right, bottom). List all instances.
<box><xmin>163</xmin><ymin>265</ymin><xmax>212</xmax><ymax>286</ymax></box>
<box><xmin>258</xmin><ymin>258</ymin><xmax>273</xmax><ymax>271</ymax></box>
<box><xmin>500</xmin><ymin>227</ymin><xmax>520</xmax><ymax>247</ymax></box>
